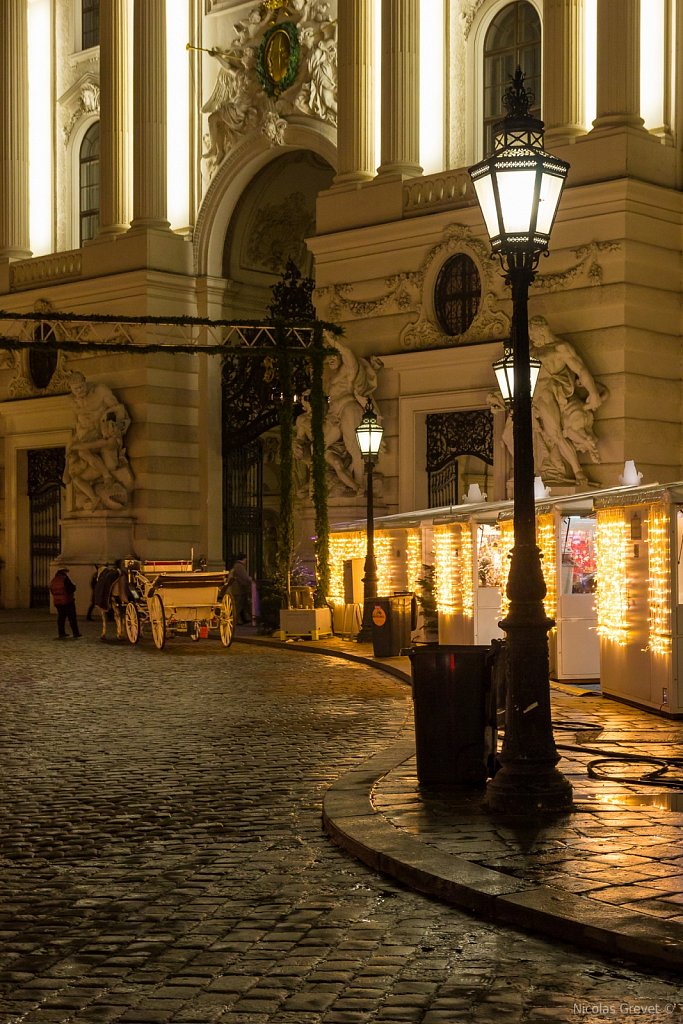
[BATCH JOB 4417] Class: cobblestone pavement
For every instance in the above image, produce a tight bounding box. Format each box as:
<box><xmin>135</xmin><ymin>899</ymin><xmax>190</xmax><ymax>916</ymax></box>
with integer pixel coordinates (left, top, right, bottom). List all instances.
<box><xmin>373</xmin><ymin>688</ymin><xmax>683</xmax><ymax>922</ymax></box>
<box><xmin>1</xmin><ymin>616</ymin><xmax>682</xmax><ymax>1024</ymax></box>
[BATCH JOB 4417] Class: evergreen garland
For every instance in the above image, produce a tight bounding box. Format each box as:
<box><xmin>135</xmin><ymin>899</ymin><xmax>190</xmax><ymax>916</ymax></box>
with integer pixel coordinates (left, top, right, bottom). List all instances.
<box><xmin>311</xmin><ymin>322</ymin><xmax>329</xmax><ymax>607</ymax></box>
<box><xmin>275</xmin><ymin>324</ymin><xmax>295</xmax><ymax>610</ymax></box>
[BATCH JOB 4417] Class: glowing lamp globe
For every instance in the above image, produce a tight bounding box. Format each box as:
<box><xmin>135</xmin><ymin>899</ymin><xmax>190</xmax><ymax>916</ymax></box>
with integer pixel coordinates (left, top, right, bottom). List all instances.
<box><xmin>469</xmin><ymin>68</ymin><xmax>569</xmax><ymax>257</ymax></box>
<box><xmin>355</xmin><ymin>399</ymin><xmax>383</xmax><ymax>459</ymax></box>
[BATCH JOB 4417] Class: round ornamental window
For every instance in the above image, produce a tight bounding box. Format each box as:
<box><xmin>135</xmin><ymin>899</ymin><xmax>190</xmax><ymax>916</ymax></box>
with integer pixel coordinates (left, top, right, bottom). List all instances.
<box><xmin>434</xmin><ymin>254</ymin><xmax>481</xmax><ymax>336</ymax></box>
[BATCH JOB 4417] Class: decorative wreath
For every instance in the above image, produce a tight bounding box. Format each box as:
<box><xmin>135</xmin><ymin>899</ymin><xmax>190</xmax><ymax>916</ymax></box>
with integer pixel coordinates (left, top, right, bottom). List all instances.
<box><xmin>256</xmin><ymin>22</ymin><xmax>300</xmax><ymax>98</ymax></box>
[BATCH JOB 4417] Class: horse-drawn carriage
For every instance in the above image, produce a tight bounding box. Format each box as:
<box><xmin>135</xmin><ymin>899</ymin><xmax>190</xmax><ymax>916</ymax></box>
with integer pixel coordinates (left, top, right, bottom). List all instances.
<box><xmin>98</xmin><ymin>560</ymin><xmax>236</xmax><ymax>649</ymax></box>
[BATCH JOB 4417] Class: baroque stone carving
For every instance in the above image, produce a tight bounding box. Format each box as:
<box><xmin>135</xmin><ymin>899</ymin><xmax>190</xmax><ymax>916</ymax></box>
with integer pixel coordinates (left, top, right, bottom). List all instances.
<box><xmin>202</xmin><ymin>0</ymin><xmax>337</xmax><ymax>175</ymax></box>
<box><xmin>61</xmin><ymin>77</ymin><xmax>100</xmax><ymax>143</ymax></box>
<box><xmin>6</xmin><ymin>301</ymin><xmax>72</xmax><ymax>397</ymax></box>
<box><xmin>316</xmin><ymin>274</ymin><xmax>421</xmax><ymax>321</ymax></box>
<box><xmin>293</xmin><ymin>335</ymin><xmax>383</xmax><ymax>497</ymax></box>
<box><xmin>64</xmin><ymin>371</ymin><xmax>135</xmax><ymax>513</ymax></box>
<box><xmin>401</xmin><ymin>225</ymin><xmax>509</xmax><ymax>349</ymax></box>
<box><xmin>532</xmin><ymin>240</ymin><xmax>622</xmax><ymax>292</ymax></box>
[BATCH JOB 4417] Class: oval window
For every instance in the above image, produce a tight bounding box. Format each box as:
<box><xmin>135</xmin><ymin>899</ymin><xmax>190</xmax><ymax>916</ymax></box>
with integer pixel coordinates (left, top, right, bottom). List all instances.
<box><xmin>434</xmin><ymin>254</ymin><xmax>481</xmax><ymax>336</ymax></box>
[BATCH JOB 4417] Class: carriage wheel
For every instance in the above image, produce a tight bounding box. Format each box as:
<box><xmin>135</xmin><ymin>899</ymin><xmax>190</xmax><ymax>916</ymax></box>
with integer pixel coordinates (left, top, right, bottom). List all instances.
<box><xmin>219</xmin><ymin>593</ymin><xmax>236</xmax><ymax>648</ymax></box>
<box><xmin>125</xmin><ymin>602</ymin><xmax>141</xmax><ymax>644</ymax></box>
<box><xmin>149</xmin><ymin>594</ymin><xmax>166</xmax><ymax>650</ymax></box>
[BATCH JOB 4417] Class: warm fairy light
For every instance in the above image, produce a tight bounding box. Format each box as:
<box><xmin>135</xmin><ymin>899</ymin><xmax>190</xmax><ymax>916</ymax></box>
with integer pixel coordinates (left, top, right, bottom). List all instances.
<box><xmin>647</xmin><ymin>503</ymin><xmax>671</xmax><ymax>654</ymax></box>
<box><xmin>406</xmin><ymin>530</ymin><xmax>422</xmax><ymax>592</ymax></box>
<box><xmin>496</xmin><ymin>516</ymin><xmax>555</xmax><ymax>621</ymax></box>
<box><xmin>460</xmin><ymin>524</ymin><xmax>474</xmax><ymax>619</ymax></box>
<box><xmin>328</xmin><ymin>530</ymin><xmax>392</xmax><ymax>604</ymax></box>
<box><xmin>596</xmin><ymin>509</ymin><xmax>629</xmax><ymax>645</ymax></box>
<box><xmin>329</xmin><ymin>532</ymin><xmax>366</xmax><ymax>604</ymax></box>
<box><xmin>375</xmin><ymin>533</ymin><xmax>392</xmax><ymax>594</ymax></box>
<box><xmin>498</xmin><ymin>520</ymin><xmax>514</xmax><ymax>620</ymax></box>
<box><xmin>433</xmin><ymin>525</ymin><xmax>459</xmax><ymax>614</ymax></box>
<box><xmin>537</xmin><ymin>513</ymin><xmax>557</xmax><ymax>621</ymax></box>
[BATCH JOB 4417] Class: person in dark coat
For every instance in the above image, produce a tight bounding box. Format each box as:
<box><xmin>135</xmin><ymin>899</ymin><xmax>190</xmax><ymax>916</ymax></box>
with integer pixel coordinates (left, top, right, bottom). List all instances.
<box><xmin>49</xmin><ymin>567</ymin><xmax>81</xmax><ymax>640</ymax></box>
<box><xmin>228</xmin><ymin>553</ymin><xmax>253</xmax><ymax>624</ymax></box>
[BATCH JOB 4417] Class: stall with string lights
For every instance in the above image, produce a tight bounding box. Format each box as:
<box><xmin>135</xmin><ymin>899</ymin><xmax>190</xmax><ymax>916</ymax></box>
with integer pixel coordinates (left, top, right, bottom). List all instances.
<box><xmin>595</xmin><ymin>483</ymin><xmax>683</xmax><ymax>716</ymax></box>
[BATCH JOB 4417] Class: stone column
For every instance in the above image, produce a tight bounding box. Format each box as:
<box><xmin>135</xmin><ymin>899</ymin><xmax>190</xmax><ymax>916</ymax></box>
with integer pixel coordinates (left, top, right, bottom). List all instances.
<box><xmin>334</xmin><ymin>0</ymin><xmax>375</xmax><ymax>183</ymax></box>
<box><xmin>130</xmin><ymin>0</ymin><xmax>170</xmax><ymax>229</ymax></box>
<box><xmin>377</xmin><ymin>0</ymin><xmax>422</xmax><ymax>178</ymax></box>
<box><xmin>543</xmin><ymin>0</ymin><xmax>586</xmax><ymax>146</ymax></box>
<box><xmin>99</xmin><ymin>0</ymin><xmax>130</xmax><ymax>235</ymax></box>
<box><xmin>593</xmin><ymin>0</ymin><xmax>644</xmax><ymax>129</ymax></box>
<box><xmin>0</xmin><ymin>0</ymin><xmax>31</xmax><ymax>259</ymax></box>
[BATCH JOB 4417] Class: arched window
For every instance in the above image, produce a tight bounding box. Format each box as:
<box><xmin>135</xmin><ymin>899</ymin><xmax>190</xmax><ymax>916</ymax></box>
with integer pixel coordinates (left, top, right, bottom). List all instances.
<box><xmin>82</xmin><ymin>0</ymin><xmax>99</xmax><ymax>50</ymax></box>
<box><xmin>434</xmin><ymin>254</ymin><xmax>481</xmax><ymax>337</ymax></box>
<box><xmin>79</xmin><ymin>122</ymin><xmax>100</xmax><ymax>244</ymax></box>
<box><xmin>483</xmin><ymin>1</ymin><xmax>541</xmax><ymax>155</ymax></box>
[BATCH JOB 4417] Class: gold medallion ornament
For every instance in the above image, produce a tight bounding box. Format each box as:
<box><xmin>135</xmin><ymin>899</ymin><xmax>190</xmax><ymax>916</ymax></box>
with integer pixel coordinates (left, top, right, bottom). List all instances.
<box><xmin>257</xmin><ymin>22</ymin><xmax>300</xmax><ymax>97</ymax></box>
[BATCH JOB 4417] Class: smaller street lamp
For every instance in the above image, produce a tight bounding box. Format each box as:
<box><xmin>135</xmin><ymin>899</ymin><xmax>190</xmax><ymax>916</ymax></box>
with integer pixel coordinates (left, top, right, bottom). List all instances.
<box><xmin>493</xmin><ymin>341</ymin><xmax>541</xmax><ymax>406</ymax></box>
<box><xmin>355</xmin><ymin>399</ymin><xmax>384</xmax><ymax>643</ymax></box>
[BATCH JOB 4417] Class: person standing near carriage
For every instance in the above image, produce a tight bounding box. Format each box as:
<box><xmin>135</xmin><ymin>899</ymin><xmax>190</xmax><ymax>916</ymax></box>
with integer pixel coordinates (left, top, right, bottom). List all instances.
<box><xmin>49</xmin><ymin>566</ymin><xmax>81</xmax><ymax>640</ymax></box>
<box><xmin>228</xmin><ymin>553</ymin><xmax>253</xmax><ymax>625</ymax></box>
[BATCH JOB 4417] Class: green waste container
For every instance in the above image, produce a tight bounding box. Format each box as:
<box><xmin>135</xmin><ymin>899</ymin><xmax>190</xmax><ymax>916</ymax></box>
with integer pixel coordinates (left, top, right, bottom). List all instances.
<box><xmin>371</xmin><ymin>593</ymin><xmax>415</xmax><ymax>658</ymax></box>
<box><xmin>409</xmin><ymin>644</ymin><xmax>497</xmax><ymax>787</ymax></box>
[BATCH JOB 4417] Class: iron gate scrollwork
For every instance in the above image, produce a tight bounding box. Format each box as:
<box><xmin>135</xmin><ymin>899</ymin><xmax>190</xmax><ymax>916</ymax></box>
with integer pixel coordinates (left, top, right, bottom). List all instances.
<box><xmin>426</xmin><ymin>410</ymin><xmax>493</xmax><ymax>508</ymax></box>
<box><xmin>221</xmin><ymin>349</ymin><xmax>310</xmax><ymax>578</ymax></box>
<box><xmin>28</xmin><ymin>447</ymin><xmax>65</xmax><ymax>607</ymax></box>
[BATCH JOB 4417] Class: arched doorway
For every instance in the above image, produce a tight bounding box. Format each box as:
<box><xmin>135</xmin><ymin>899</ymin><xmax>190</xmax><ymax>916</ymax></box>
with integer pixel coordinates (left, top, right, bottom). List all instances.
<box><xmin>221</xmin><ymin>149</ymin><xmax>334</xmax><ymax>576</ymax></box>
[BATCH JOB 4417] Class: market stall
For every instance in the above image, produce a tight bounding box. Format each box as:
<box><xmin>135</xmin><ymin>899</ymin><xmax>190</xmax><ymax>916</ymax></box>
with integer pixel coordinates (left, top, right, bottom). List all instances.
<box><xmin>595</xmin><ymin>483</ymin><xmax>683</xmax><ymax>716</ymax></box>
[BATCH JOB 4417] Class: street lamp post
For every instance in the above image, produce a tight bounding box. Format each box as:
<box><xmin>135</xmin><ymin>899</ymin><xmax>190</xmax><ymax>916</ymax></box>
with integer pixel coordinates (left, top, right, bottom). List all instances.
<box><xmin>355</xmin><ymin>399</ymin><xmax>384</xmax><ymax>643</ymax></box>
<box><xmin>469</xmin><ymin>68</ymin><xmax>573</xmax><ymax>814</ymax></box>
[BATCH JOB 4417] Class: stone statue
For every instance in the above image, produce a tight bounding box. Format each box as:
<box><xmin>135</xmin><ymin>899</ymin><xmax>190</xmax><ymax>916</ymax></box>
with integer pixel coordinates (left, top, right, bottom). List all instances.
<box><xmin>321</xmin><ymin>336</ymin><xmax>383</xmax><ymax>494</ymax></box>
<box><xmin>528</xmin><ymin>316</ymin><xmax>608</xmax><ymax>485</ymax></box>
<box><xmin>293</xmin><ymin>388</ymin><xmax>363</xmax><ymax>497</ymax></box>
<box><xmin>202</xmin><ymin>48</ymin><xmax>260</xmax><ymax>171</ymax></box>
<box><xmin>64</xmin><ymin>371</ymin><xmax>134</xmax><ymax>512</ymax></box>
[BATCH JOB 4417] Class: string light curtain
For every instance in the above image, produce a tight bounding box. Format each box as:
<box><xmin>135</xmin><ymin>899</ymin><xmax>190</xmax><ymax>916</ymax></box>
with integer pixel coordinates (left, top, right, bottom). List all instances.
<box><xmin>460</xmin><ymin>524</ymin><xmax>474</xmax><ymax>619</ymax></box>
<box><xmin>596</xmin><ymin>508</ymin><xmax>629</xmax><ymax>645</ymax></box>
<box><xmin>328</xmin><ymin>530</ymin><xmax>392</xmax><ymax>603</ymax></box>
<box><xmin>406</xmin><ymin>530</ymin><xmax>423</xmax><ymax>593</ymax></box>
<box><xmin>498</xmin><ymin>515</ymin><xmax>555</xmax><ymax>621</ymax></box>
<box><xmin>647</xmin><ymin>502</ymin><xmax>672</xmax><ymax>654</ymax></box>
<box><xmin>433</xmin><ymin>525</ymin><xmax>460</xmax><ymax>614</ymax></box>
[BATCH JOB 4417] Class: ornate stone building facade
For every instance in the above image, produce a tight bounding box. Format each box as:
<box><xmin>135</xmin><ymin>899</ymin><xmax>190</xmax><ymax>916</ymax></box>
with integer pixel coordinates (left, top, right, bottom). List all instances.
<box><xmin>0</xmin><ymin>0</ymin><xmax>681</xmax><ymax>606</ymax></box>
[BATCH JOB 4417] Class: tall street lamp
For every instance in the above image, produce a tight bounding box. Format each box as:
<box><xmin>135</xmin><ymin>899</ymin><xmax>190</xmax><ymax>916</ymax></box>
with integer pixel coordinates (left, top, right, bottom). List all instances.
<box><xmin>355</xmin><ymin>399</ymin><xmax>384</xmax><ymax>643</ymax></box>
<box><xmin>469</xmin><ymin>68</ymin><xmax>573</xmax><ymax>814</ymax></box>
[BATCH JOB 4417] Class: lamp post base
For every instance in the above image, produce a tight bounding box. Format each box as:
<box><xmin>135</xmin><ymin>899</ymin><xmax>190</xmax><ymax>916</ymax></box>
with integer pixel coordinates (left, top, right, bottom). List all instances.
<box><xmin>486</xmin><ymin>762</ymin><xmax>574</xmax><ymax>816</ymax></box>
<box><xmin>356</xmin><ymin>624</ymin><xmax>373</xmax><ymax>644</ymax></box>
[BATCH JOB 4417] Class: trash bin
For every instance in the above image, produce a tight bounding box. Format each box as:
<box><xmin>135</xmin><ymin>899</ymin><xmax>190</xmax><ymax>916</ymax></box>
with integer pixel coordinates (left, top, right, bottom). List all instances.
<box><xmin>409</xmin><ymin>644</ymin><xmax>496</xmax><ymax>787</ymax></box>
<box><xmin>371</xmin><ymin>593</ymin><xmax>415</xmax><ymax>657</ymax></box>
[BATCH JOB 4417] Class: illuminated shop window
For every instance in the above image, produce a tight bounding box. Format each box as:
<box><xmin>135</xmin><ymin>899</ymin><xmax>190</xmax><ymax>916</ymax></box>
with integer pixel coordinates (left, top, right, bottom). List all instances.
<box><xmin>483</xmin><ymin>1</ymin><xmax>541</xmax><ymax>155</ymax></box>
<box><xmin>560</xmin><ymin>516</ymin><xmax>597</xmax><ymax>595</ymax></box>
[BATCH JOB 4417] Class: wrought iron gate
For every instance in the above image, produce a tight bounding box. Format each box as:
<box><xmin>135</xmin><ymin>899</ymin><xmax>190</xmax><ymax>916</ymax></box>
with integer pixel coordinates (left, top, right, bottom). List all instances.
<box><xmin>28</xmin><ymin>447</ymin><xmax>65</xmax><ymax>607</ymax></box>
<box><xmin>222</xmin><ymin>440</ymin><xmax>264</xmax><ymax>577</ymax></box>
<box><xmin>426</xmin><ymin>410</ymin><xmax>493</xmax><ymax>508</ymax></box>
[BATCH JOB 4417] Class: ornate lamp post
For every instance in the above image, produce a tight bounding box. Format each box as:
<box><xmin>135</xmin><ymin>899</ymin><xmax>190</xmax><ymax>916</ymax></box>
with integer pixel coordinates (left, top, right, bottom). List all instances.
<box><xmin>355</xmin><ymin>399</ymin><xmax>384</xmax><ymax>643</ymax></box>
<box><xmin>469</xmin><ymin>68</ymin><xmax>573</xmax><ymax>814</ymax></box>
